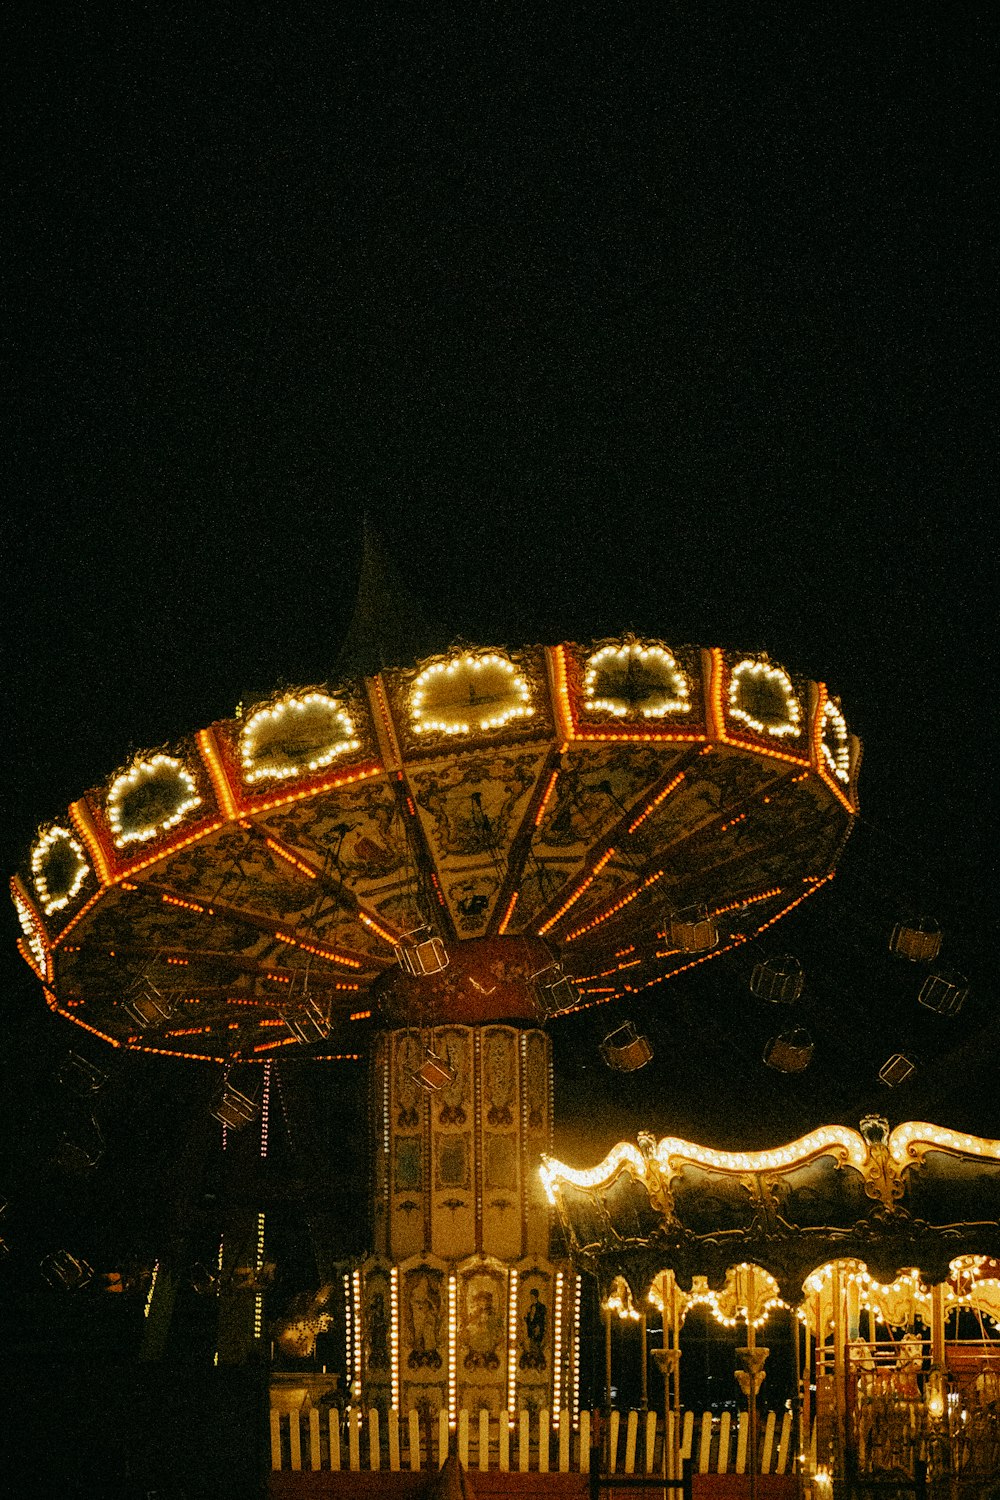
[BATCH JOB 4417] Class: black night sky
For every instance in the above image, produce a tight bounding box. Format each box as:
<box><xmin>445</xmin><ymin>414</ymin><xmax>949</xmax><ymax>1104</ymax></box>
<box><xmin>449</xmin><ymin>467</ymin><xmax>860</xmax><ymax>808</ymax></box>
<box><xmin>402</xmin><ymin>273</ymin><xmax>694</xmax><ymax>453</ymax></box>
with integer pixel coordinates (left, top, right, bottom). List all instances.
<box><xmin>1</xmin><ymin>8</ymin><xmax>997</xmax><ymax>1491</ymax></box>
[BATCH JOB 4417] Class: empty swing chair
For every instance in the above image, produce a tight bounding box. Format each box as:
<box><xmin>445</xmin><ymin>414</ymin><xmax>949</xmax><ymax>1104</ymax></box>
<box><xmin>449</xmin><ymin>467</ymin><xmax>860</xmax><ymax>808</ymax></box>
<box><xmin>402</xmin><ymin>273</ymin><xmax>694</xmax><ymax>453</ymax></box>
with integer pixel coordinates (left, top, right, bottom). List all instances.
<box><xmin>918</xmin><ymin>969</ymin><xmax>968</xmax><ymax>1016</ymax></box>
<box><xmin>394</xmin><ymin>926</ymin><xmax>449</xmax><ymax>977</ymax></box>
<box><xmin>750</xmin><ymin>953</ymin><xmax>805</xmax><ymax>1004</ymax></box>
<box><xmin>530</xmin><ymin>962</ymin><xmax>580</xmax><ymax>1018</ymax></box>
<box><xmin>763</xmin><ymin>1026</ymin><xmax>814</xmax><ymax>1074</ymax></box>
<box><xmin>600</xmin><ymin>1020</ymin><xmax>654</xmax><ymax>1072</ymax></box>
<box><xmin>284</xmin><ymin>995</ymin><xmax>333</xmax><ymax>1043</ymax></box>
<box><xmin>879</xmin><ymin>1052</ymin><xmax>918</xmax><ymax>1088</ymax></box>
<box><xmin>890</xmin><ymin>917</ymin><xmax>942</xmax><ymax>963</ymax></box>
<box><xmin>120</xmin><ymin>974</ymin><xmax>175</xmax><ymax>1029</ymax></box>
<box><xmin>411</xmin><ymin>1047</ymin><xmax>455</xmax><ymax>1093</ymax></box>
<box><xmin>666</xmin><ymin>904</ymin><xmax>719</xmax><ymax>953</ymax></box>
<box><xmin>57</xmin><ymin>1051</ymin><xmax>109</xmax><ymax>1097</ymax></box>
<box><xmin>40</xmin><ymin>1249</ymin><xmax>94</xmax><ymax>1291</ymax></box>
<box><xmin>210</xmin><ymin>1081</ymin><xmax>259</xmax><ymax>1130</ymax></box>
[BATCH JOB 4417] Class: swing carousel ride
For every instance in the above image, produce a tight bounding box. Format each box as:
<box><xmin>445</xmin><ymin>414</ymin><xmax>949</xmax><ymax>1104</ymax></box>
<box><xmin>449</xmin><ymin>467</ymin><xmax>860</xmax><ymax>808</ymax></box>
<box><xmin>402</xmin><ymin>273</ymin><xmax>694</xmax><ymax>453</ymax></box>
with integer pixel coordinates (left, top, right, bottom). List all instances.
<box><xmin>12</xmin><ymin>633</ymin><xmax>1000</xmax><ymax>1491</ymax></box>
<box><xmin>10</xmin><ymin>636</ymin><xmax>864</xmax><ymax>1423</ymax></box>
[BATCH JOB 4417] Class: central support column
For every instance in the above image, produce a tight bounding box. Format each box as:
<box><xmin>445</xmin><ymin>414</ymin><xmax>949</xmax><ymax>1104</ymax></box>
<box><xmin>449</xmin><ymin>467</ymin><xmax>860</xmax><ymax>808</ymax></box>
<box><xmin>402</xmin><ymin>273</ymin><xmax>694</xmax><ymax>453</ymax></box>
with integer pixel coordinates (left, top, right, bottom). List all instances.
<box><xmin>354</xmin><ymin>936</ymin><xmax>578</xmax><ymax>1421</ymax></box>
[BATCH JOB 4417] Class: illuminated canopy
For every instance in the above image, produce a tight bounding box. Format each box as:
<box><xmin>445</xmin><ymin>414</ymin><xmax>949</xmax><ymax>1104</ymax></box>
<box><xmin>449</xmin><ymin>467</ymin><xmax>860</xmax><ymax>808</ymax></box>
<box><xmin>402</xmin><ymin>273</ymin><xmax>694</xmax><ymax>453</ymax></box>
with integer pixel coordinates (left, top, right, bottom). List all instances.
<box><xmin>542</xmin><ymin>1118</ymin><xmax>1000</xmax><ymax>1300</ymax></box>
<box><xmin>11</xmin><ymin>637</ymin><xmax>858</xmax><ymax>1061</ymax></box>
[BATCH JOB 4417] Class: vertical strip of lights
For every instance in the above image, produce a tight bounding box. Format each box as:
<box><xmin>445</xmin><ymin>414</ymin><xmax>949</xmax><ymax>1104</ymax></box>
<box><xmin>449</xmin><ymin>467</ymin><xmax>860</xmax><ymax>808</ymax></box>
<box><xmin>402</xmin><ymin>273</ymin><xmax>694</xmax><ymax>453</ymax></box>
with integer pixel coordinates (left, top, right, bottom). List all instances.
<box><xmin>474</xmin><ymin>1031</ymin><xmax>483</xmax><ymax>1252</ymax></box>
<box><xmin>390</xmin><ymin>1268</ymin><xmax>400</xmax><ymax>1412</ymax></box>
<box><xmin>553</xmin><ymin>1271</ymin><xmax>565</xmax><ymax>1427</ymax></box>
<box><xmin>143</xmin><ymin>1261</ymin><xmax>159</xmax><ymax>1319</ymax></box>
<box><xmin>260</xmin><ymin>1062</ymin><xmax>271</xmax><ymax>1158</ymax></box>
<box><xmin>343</xmin><ymin>1274</ymin><xmax>353</xmax><ymax>1394</ymax></box>
<box><xmin>572</xmin><ymin>1275</ymin><xmax>582</xmax><ymax>1428</ymax></box>
<box><xmin>352</xmin><ymin>1270</ymin><xmax>363</xmax><ymax>1402</ymax></box>
<box><xmin>253</xmin><ymin>1211</ymin><xmax>266</xmax><ymax>1340</ymax></box>
<box><xmin>507</xmin><ymin>1270</ymin><xmax>519</xmax><ymax>1417</ymax></box>
<box><xmin>213</xmin><ymin>1232</ymin><xmax>224</xmax><ymax>1367</ymax></box>
<box><xmin>448</xmin><ymin>1274</ymin><xmax>458</xmax><ymax>1429</ymax></box>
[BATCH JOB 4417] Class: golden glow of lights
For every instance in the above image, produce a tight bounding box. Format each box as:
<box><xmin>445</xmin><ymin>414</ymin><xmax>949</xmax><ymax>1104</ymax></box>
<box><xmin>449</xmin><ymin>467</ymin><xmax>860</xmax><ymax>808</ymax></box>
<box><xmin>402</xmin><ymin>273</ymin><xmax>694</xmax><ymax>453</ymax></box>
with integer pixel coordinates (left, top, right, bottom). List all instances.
<box><xmin>533</xmin><ymin>768</ymin><xmax>560</xmax><ymax>827</ymax></box>
<box><xmin>49</xmin><ymin>887</ymin><xmax>106</xmax><ymax>948</ymax></box>
<box><xmin>605</xmin><ymin>1275</ymin><xmax>641</xmax><ymax>1321</ymax></box>
<box><xmin>820</xmin><ymin>697</ymin><xmax>851</xmax><ymax>784</ymax></box>
<box><xmin>727</xmin><ymin>659</ymin><xmax>802</xmax><ymax>740</ymax></box>
<box><xmin>390</xmin><ymin>1268</ymin><xmax>400</xmax><ymax>1413</ymax></box>
<box><xmin>680</xmin><ymin>1265</ymin><xmax>788</xmax><ymax>1329</ymax></box>
<box><xmin>343</xmin><ymin>1273</ymin><xmax>353</xmax><ymax>1385</ymax></box>
<box><xmin>572</xmin><ymin>1276</ymin><xmax>582</xmax><ymax>1428</ymax></box>
<box><xmin>162</xmin><ymin>892</ymin><xmax>206</xmax><ymax>913</ymax></box>
<box><xmin>240</xmin><ymin>693</ymin><xmax>360</xmax><ymax>783</ymax></box>
<box><xmin>497</xmin><ymin>889</ymin><xmax>519</xmax><ymax>935</ymax></box>
<box><xmin>243</xmin><ymin>763</ymin><xmax>381</xmax><ymax>815</ymax></box>
<box><xmin>352</xmin><ymin>1270</ymin><xmax>362</xmax><ymax>1391</ymax></box>
<box><xmin>13</xmin><ymin>885</ymin><xmax>49</xmax><ymax>978</ymax></box>
<box><xmin>273</xmin><ymin>931</ymin><xmax>362</xmax><ymax>969</ymax></box>
<box><xmin>260</xmin><ymin>1063</ymin><xmax>271</xmax><ymax>1159</ymax></box>
<box><xmin>264</xmin><ymin>837</ymin><xmax>318</xmax><ymax>879</ymax></box>
<box><xmin>358</xmin><ymin>910</ymin><xmax>399</xmax><ymax>944</ymax></box>
<box><xmin>628</xmin><ymin>772</ymin><xmax>686</xmax><ymax>832</ymax></box>
<box><xmin>563</xmin><ymin>869</ymin><xmax>664</xmax><ymax>942</ymax></box>
<box><xmin>890</xmin><ymin>1121</ymin><xmax>1000</xmax><ymax>1166</ymax></box>
<box><xmin>411</xmin><ymin>652</ymin><xmax>534</xmax><ymax>736</ymax></box>
<box><xmin>195</xmin><ymin>727</ymin><xmax>240</xmax><ymax>819</ymax></box>
<box><xmin>537</xmin><ymin>848</ymin><xmax>617</xmax><ymax>936</ymax></box>
<box><xmin>448</xmin><ymin>1274</ymin><xmax>458</xmax><ymax>1428</ymax></box>
<box><xmin>507</xmin><ymin>1269</ymin><xmax>519</xmax><ymax>1414</ymax></box>
<box><xmin>68</xmin><ymin>799</ymin><xmax>113</xmax><ymax>884</ymax></box>
<box><xmin>754</xmin><ymin>876</ymin><xmax>834</xmax><ymax>933</ymax></box>
<box><xmin>583</xmin><ymin>641</ymin><xmax>691</xmax><ymax>719</ymax></box>
<box><xmin>542</xmin><ymin>1124</ymin><xmax>868</xmax><ymax>1198</ymax></box>
<box><xmin>118</xmin><ymin>820</ymin><xmax>224</xmax><ymax>878</ymax></box>
<box><xmin>144</xmin><ymin>1261</ymin><xmax>159</xmax><ymax>1319</ymax></box>
<box><xmin>107</xmin><ymin>755</ymin><xmax>202</xmax><ymax>847</ymax></box>
<box><xmin>553</xmin><ymin>1271</ymin><xmax>565</xmax><ymax>1423</ymax></box>
<box><xmin>548</xmin><ymin>644</ymin><xmax>574</xmax><ymax>742</ymax></box>
<box><xmin>31</xmin><ymin>827</ymin><xmax>90</xmax><ymax>914</ymax></box>
<box><xmin>253</xmin><ymin>1212</ymin><xmax>266</xmax><ymax>1339</ymax></box>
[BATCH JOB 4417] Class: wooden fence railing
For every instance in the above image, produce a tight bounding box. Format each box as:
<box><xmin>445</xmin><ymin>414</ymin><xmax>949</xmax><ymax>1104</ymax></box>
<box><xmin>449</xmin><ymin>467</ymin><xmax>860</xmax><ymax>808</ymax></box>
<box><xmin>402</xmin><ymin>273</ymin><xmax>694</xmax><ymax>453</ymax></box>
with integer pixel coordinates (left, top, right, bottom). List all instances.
<box><xmin>269</xmin><ymin>1406</ymin><xmax>798</xmax><ymax>1477</ymax></box>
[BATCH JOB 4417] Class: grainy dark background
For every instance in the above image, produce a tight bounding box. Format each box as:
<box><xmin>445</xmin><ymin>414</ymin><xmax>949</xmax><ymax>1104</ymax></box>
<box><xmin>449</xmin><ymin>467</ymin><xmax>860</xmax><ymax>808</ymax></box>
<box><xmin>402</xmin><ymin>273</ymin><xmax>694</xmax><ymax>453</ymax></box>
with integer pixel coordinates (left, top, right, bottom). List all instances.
<box><xmin>1</xmin><ymin>8</ymin><xmax>996</xmax><ymax>1490</ymax></box>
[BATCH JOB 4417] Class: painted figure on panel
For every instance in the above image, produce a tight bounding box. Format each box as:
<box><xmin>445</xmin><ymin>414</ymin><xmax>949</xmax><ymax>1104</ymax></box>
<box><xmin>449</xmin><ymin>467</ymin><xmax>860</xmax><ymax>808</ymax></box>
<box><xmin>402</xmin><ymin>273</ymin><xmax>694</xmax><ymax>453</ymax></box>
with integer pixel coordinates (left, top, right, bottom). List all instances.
<box><xmin>407</xmin><ymin>1273</ymin><xmax>442</xmax><ymax>1370</ymax></box>
<box><xmin>520</xmin><ymin>1286</ymin><xmax>547</xmax><ymax>1370</ymax></box>
<box><xmin>366</xmin><ymin>1288</ymin><xmax>390</xmax><ymax>1371</ymax></box>
<box><xmin>463</xmin><ymin>1283</ymin><xmax>505</xmax><ymax>1370</ymax></box>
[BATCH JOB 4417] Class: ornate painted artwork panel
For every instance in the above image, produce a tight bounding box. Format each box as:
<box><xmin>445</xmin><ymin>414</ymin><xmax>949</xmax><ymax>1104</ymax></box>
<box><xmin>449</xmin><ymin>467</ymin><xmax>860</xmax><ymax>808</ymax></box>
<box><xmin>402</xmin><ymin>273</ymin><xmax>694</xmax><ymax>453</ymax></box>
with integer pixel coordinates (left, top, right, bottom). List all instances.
<box><xmin>533</xmin><ymin>744</ymin><xmax>681</xmax><ymax>852</ymax></box>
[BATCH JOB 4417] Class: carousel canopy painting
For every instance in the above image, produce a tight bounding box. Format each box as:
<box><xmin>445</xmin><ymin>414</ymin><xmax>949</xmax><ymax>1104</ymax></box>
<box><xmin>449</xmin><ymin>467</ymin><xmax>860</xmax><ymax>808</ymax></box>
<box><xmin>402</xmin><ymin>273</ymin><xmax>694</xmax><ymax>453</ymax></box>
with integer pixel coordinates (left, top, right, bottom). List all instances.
<box><xmin>11</xmin><ymin>637</ymin><xmax>858</xmax><ymax>1062</ymax></box>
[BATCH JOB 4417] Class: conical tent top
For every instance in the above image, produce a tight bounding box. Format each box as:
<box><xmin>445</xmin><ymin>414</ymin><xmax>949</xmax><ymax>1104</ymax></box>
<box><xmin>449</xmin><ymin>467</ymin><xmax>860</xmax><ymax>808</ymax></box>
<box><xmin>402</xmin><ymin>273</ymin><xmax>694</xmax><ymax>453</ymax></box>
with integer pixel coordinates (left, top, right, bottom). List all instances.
<box><xmin>336</xmin><ymin>517</ymin><xmax>447</xmax><ymax>678</ymax></box>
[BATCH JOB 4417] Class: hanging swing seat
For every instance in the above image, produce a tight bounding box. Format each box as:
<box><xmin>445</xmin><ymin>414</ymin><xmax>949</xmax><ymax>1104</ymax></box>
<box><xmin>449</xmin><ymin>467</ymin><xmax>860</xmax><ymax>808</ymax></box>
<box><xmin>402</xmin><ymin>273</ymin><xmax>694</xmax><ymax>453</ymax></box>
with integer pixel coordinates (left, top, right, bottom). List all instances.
<box><xmin>750</xmin><ymin>954</ymin><xmax>805</xmax><ymax>1003</ymax></box>
<box><xmin>879</xmin><ymin>1052</ymin><xmax>917</xmax><ymax>1087</ymax></box>
<box><xmin>210</xmin><ymin>1084</ymin><xmax>259</xmax><ymax>1129</ymax></box>
<box><xmin>531</xmin><ymin>963</ymin><xmax>580</xmax><ymax>1017</ymax></box>
<box><xmin>600</xmin><ymin>1020</ymin><xmax>654</xmax><ymax>1072</ymax></box>
<box><xmin>890</xmin><ymin>918</ymin><xmax>942</xmax><ymax>963</ymax></box>
<box><xmin>41</xmin><ymin>1249</ymin><xmax>93</xmax><ymax>1290</ymax></box>
<box><xmin>763</xmin><ymin>1026</ymin><xmax>814</xmax><ymax>1073</ymax></box>
<box><xmin>918</xmin><ymin>970</ymin><xmax>968</xmax><ymax>1016</ymax></box>
<box><xmin>666</xmin><ymin>905</ymin><xmax>719</xmax><ymax>953</ymax></box>
<box><xmin>395</xmin><ymin>927</ymin><xmax>449</xmax><ymax>977</ymax></box>
<box><xmin>284</xmin><ymin>996</ymin><xmax>333</xmax><ymax>1042</ymax></box>
<box><xmin>411</xmin><ymin>1049</ymin><xmax>455</xmax><ymax>1093</ymax></box>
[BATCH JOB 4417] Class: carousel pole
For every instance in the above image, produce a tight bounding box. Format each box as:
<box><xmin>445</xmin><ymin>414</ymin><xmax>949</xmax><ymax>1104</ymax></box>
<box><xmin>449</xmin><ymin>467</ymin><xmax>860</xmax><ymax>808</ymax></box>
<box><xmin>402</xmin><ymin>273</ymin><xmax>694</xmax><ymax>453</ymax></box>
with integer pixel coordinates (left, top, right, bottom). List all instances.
<box><xmin>640</xmin><ymin>1309</ymin><xmax>649</xmax><ymax>1411</ymax></box>
<box><xmin>833</xmin><ymin>1263</ymin><xmax>847</xmax><ymax>1481</ymax></box>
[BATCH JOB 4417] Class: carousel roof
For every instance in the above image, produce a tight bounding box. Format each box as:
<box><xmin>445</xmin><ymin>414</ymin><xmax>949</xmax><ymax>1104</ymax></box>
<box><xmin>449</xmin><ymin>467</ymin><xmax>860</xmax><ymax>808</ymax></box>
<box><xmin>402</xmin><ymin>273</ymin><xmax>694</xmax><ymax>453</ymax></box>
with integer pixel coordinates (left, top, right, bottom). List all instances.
<box><xmin>541</xmin><ymin>1116</ymin><xmax>1000</xmax><ymax>1300</ymax></box>
<box><xmin>11</xmin><ymin>637</ymin><xmax>858</xmax><ymax>1061</ymax></box>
